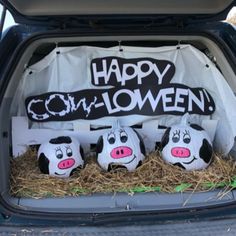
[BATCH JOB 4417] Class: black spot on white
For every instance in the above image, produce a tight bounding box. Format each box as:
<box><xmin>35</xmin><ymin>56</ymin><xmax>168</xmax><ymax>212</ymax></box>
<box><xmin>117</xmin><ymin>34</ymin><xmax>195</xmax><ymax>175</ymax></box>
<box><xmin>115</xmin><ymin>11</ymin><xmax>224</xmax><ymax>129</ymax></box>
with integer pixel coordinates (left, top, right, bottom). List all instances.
<box><xmin>80</xmin><ymin>146</ymin><xmax>85</xmax><ymax>160</ymax></box>
<box><xmin>199</xmin><ymin>139</ymin><xmax>212</xmax><ymax>164</ymax></box>
<box><xmin>38</xmin><ymin>153</ymin><xmax>49</xmax><ymax>174</ymax></box>
<box><xmin>133</xmin><ymin>129</ymin><xmax>146</xmax><ymax>155</ymax></box>
<box><xmin>190</xmin><ymin>124</ymin><xmax>204</xmax><ymax>131</ymax></box>
<box><xmin>49</xmin><ymin>136</ymin><xmax>72</xmax><ymax>144</ymax></box>
<box><xmin>108</xmin><ymin>163</ymin><xmax>127</xmax><ymax>172</ymax></box>
<box><xmin>136</xmin><ymin>161</ymin><xmax>143</xmax><ymax>168</ymax></box>
<box><xmin>96</xmin><ymin>136</ymin><xmax>104</xmax><ymax>155</ymax></box>
<box><xmin>160</xmin><ymin>127</ymin><xmax>171</xmax><ymax>151</ymax></box>
<box><xmin>173</xmin><ymin>162</ymin><xmax>186</xmax><ymax>169</ymax></box>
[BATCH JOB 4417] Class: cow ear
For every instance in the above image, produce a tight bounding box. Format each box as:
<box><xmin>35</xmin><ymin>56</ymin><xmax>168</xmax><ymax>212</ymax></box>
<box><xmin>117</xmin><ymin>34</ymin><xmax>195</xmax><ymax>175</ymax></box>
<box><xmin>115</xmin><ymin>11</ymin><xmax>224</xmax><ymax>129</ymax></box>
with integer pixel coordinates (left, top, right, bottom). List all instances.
<box><xmin>133</xmin><ymin>130</ymin><xmax>146</xmax><ymax>156</ymax></box>
<box><xmin>38</xmin><ymin>153</ymin><xmax>49</xmax><ymax>174</ymax></box>
<box><xmin>96</xmin><ymin>136</ymin><xmax>104</xmax><ymax>155</ymax></box>
<box><xmin>80</xmin><ymin>146</ymin><xmax>85</xmax><ymax>160</ymax></box>
<box><xmin>139</xmin><ymin>139</ymin><xmax>146</xmax><ymax>156</ymax></box>
<box><xmin>190</xmin><ymin>124</ymin><xmax>204</xmax><ymax>131</ymax></box>
<box><xmin>160</xmin><ymin>127</ymin><xmax>171</xmax><ymax>150</ymax></box>
<box><xmin>199</xmin><ymin>139</ymin><xmax>213</xmax><ymax>163</ymax></box>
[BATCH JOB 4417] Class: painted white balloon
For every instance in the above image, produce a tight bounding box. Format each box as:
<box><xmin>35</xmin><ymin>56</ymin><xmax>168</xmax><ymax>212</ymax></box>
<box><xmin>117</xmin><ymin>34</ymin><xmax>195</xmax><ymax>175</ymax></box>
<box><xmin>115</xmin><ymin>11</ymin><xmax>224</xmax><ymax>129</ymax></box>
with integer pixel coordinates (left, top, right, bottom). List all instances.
<box><xmin>161</xmin><ymin>123</ymin><xmax>213</xmax><ymax>171</ymax></box>
<box><xmin>96</xmin><ymin>125</ymin><xmax>146</xmax><ymax>172</ymax></box>
<box><xmin>37</xmin><ymin>136</ymin><xmax>84</xmax><ymax>178</ymax></box>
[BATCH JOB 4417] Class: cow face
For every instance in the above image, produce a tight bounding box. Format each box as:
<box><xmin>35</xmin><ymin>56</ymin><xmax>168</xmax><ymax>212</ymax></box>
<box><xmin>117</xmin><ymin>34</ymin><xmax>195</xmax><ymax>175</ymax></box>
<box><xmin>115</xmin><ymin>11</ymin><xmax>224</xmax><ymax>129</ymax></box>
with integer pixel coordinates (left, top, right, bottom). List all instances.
<box><xmin>96</xmin><ymin>126</ymin><xmax>146</xmax><ymax>172</ymax></box>
<box><xmin>161</xmin><ymin>124</ymin><xmax>213</xmax><ymax>171</ymax></box>
<box><xmin>37</xmin><ymin>136</ymin><xmax>84</xmax><ymax>178</ymax></box>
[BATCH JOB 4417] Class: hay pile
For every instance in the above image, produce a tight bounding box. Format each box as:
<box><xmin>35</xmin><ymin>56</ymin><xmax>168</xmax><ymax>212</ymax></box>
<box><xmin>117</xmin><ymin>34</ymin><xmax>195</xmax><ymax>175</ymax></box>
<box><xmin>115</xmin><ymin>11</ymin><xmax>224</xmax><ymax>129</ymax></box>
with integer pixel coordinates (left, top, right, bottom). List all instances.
<box><xmin>10</xmin><ymin>148</ymin><xmax>236</xmax><ymax>198</ymax></box>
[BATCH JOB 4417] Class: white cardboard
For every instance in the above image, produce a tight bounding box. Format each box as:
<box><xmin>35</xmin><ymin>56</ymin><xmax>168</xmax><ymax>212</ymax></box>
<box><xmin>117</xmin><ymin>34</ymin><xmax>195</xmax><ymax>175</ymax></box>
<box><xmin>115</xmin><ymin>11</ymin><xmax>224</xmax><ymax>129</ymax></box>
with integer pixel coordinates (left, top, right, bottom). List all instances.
<box><xmin>12</xmin><ymin>116</ymin><xmax>216</xmax><ymax>157</ymax></box>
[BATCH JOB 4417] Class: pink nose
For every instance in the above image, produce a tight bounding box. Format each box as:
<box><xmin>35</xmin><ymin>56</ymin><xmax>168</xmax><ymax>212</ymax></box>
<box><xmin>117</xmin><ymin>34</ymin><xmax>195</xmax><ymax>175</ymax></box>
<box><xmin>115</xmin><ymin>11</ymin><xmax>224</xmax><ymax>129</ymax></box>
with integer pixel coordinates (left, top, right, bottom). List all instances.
<box><xmin>171</xmin><ymin>147</ymin><xmax>190</xmax><ymax>158</ymax></box>
<box><xmin>110</xmin><ymin>146</ymin><xmax>133</xmax><ymax>159</ymax></box>
<box><xmin>58</xmin><ymin>158</ymin><xmax>75</xmax><ymax>169</ymax></box>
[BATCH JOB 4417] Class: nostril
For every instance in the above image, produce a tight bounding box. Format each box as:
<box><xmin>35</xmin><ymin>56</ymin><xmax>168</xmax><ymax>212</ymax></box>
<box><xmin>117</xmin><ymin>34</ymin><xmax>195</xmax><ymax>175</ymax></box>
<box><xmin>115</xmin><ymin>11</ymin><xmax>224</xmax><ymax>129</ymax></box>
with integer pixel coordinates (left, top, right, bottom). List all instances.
<box><xmin>116</xmin><ymin>150</ymin><xmax>119</xmax><ymax>155</ymax></box>
<box><xmin>121</xmin><ymin>149</ymin><xmax>124</xmax><ymax>155</ymax></box>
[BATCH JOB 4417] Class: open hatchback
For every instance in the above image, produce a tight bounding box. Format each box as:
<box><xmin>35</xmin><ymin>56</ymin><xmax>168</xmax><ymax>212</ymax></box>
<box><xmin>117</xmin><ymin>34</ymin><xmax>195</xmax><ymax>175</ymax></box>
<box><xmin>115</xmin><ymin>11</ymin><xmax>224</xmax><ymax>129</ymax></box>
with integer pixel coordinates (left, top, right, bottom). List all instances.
<box><xmin>0</xmin><ymin>0</ymin><xmax>236</xmax><ymax>234</ymax></box>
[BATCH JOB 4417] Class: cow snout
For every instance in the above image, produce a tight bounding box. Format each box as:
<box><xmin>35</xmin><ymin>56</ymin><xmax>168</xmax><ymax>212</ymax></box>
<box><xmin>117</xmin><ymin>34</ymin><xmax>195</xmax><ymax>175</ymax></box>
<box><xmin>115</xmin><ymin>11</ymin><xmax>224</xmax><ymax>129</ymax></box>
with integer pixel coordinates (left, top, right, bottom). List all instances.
<box><xmin>171</xmin><ymin>147</ymin><xmax>190</xmax><ymax>158</ymax></box>
<box><xmin>58</xmin><ymin>158</ymin><xmax>75</xmax><ymax>169</ymax></box>
<box><xmin>110</xmin><ymin>146</ymin><xmax>133</xmax><ymax>159</ymax></box>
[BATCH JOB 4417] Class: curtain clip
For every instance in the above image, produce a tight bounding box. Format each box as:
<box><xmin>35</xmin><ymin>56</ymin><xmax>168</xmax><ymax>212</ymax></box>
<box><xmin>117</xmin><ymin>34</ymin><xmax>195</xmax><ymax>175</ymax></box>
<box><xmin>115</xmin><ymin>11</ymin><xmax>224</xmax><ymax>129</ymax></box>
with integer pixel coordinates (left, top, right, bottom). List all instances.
<box><xmin>118</xmin><ymin>41</ymin><xmax>123</xmax><ymax>52</ymax></box>
<box><xmin>55</xmin><ymin>42</ymin><xmax>60</xmax><ymax>54</ymax></box>
<box><xmin>177</xmin><ymin>41</ymin><xmax>181</xmax><ymax>50</ymax></box>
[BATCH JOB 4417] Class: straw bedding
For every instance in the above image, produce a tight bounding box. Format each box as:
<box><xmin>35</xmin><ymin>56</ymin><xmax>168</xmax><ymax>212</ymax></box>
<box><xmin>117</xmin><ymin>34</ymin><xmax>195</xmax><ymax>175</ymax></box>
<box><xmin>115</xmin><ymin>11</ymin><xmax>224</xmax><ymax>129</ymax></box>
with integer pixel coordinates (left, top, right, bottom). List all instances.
<box><xmin>10</xmin><ymin>148</ymin><xmax>236</xmax><ymax>198</ymax></box>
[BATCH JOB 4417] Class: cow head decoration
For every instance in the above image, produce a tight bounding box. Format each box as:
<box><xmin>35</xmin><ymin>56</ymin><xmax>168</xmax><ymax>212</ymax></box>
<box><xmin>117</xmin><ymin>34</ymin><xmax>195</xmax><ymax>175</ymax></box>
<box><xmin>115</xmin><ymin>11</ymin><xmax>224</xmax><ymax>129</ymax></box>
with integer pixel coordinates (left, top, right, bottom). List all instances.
<box><xmin>96</xmin><ymin>123</ymin><xmax>146</xmax><ymax>172</ymax></box>
<box><xmin>37</xmin><ymin>136</ymin><xmax>84</xmax><ymax>178</ymax></box>
<box><xmin>160</xmin><ymin>119</ymin><xmax>213</xmax><ymax>171</ymax></box>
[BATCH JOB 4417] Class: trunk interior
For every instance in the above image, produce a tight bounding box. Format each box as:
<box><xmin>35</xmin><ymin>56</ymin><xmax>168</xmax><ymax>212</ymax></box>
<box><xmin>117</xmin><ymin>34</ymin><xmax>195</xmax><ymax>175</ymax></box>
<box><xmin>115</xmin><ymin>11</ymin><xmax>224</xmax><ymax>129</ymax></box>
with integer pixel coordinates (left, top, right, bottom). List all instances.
<box><xmin>1</xmin><ymin>33</ymin><xmax>236</xmax><ymax>214</ymax></box>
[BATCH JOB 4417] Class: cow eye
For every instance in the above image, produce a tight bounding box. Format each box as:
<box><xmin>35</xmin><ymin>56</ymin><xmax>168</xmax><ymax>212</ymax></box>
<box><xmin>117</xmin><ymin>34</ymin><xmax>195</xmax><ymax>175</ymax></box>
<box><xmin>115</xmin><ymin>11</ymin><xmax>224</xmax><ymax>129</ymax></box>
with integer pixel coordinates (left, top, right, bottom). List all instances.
<box><xmin>55</xmin><ymin>148</ymin><xmax>63</xmax><ymax>159</ymax></box>
<box><xmin>66</xmin><ymin>146</ymin><xmax>73</xmax><ymax>157</ymax></box>
<box><xmin>172</xmin><ymin>130</ymin><xmax>180</xmax><ymax>143</ymax></box>
<box><xmin>107</xmin><ymin>132</ymin><xmax>116</xmax><ymax>144</ymax></box>
<box><xmin>120</xmin><ymin>130</ymin><xmax>128</xmax><ymax>143</ymax></box>
<box><xmin>183</xmin><ymin>130</ymin><xmax>191</xmax><ymax>144</ymax></box>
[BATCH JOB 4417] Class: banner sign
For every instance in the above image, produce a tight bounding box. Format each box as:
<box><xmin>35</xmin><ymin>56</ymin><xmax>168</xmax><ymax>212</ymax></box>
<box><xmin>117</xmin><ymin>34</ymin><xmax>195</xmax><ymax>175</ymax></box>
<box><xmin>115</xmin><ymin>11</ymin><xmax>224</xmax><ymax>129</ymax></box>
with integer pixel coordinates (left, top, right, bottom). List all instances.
<box><xmin>91</xmin><ymin>57</ymin><xmax>175</xmax><ymax>86</ymax></box>
<box><xmin>25</xmin><ymin>57</ymin><xmax>215</xmax><ymax>122</ymax></box>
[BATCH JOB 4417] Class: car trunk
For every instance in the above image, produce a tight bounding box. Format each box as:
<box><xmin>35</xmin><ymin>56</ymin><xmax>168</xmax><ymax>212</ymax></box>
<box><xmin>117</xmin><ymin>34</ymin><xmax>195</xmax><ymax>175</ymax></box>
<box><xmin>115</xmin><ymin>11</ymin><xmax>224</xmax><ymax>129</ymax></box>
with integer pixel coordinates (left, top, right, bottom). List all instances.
<box><xmin>0</xmin><ymin>0</ymin><xmax>236</xmax><ymax>216</ymax></box>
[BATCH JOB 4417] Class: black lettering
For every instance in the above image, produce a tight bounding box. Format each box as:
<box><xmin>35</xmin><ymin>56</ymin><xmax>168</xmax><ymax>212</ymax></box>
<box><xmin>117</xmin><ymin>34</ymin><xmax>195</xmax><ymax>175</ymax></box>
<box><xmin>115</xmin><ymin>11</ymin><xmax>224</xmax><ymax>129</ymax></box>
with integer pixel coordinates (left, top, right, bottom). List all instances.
<box><xmin>25</xmin><ymin>84</ymin><xmax>215</xmax><ymax>122</ymax></box>
<box><xmin>91</xmin><ymin>57</ymin><xmax>175</xmax><ymax>87</ymax></box>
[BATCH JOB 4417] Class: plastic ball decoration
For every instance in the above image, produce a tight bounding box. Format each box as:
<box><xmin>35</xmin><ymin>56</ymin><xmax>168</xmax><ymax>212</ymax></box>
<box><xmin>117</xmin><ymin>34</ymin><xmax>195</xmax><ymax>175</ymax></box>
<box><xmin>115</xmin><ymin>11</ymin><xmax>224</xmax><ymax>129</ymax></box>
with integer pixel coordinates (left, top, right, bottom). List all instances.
<box><xmin>96</xmin><ymin>125</ymin><xmax>146</xmax><ymax>172</ymax></box>
<box><xmin>160</xmin><ymin>123</ymin><xmax>213</xmax><ymax>171</ymax></box>
<box><xmin>37</xmin><ymin>136</ymin><xmax>84</xmax><ymax>178</ymax></box>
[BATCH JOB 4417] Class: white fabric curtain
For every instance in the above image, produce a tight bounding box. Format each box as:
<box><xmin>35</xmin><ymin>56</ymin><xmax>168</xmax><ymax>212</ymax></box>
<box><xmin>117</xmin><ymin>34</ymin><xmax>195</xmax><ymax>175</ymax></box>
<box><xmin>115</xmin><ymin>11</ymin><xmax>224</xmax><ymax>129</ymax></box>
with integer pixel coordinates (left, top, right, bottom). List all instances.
<box><xmin>11</xmin><ymin>44</ymin><xmax>236</xmax><ymax>155</ymax></box>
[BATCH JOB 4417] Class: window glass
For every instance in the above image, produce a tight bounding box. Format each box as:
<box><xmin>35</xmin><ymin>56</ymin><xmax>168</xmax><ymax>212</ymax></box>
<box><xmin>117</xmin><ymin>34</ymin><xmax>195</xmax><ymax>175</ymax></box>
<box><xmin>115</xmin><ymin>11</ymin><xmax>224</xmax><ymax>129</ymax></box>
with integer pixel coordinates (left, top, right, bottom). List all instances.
<box><xmin>226</xmin><ymin>6</ymin><xmax>236</xmax><ymax>26</ymax></box>
<box><xmin>0</xmin><ymin>4</ymin><xmax>16</xmax><ymax>31</ymax></box>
